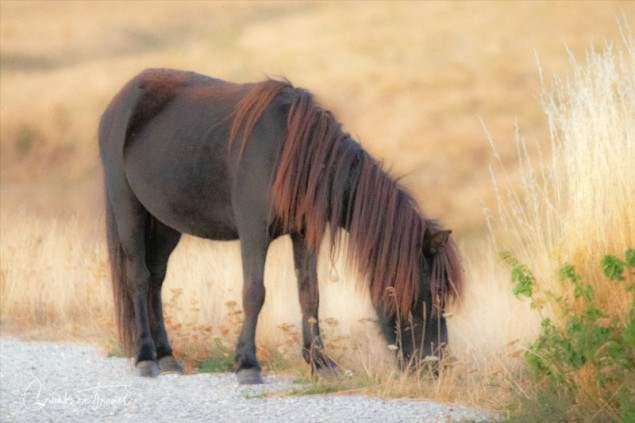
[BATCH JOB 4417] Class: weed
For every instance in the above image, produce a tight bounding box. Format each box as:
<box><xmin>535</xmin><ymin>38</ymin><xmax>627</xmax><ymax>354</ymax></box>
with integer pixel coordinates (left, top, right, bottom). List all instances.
<box><xmin>15</xmin><ymin>126</ymin><xmax>38</xmax><ymax>155</ymax></box>
<box><xmin>107</xmin><ymin>346</ymin><xmax>124</xmax><ymax>358</ymax></box>
<box><xmin>197</xmin><ymin>338</ymin><xmax>235</xmax><ymax>373</ymax></box>
<box><xmin>499</xmin><ymin>252</ymin><xmax>540</xmax><ymax>309</ymax></box>
<box><xmin>288</xmin><ymin>370</ymin><xmax>374</xmax><ymax>396</ymax></box>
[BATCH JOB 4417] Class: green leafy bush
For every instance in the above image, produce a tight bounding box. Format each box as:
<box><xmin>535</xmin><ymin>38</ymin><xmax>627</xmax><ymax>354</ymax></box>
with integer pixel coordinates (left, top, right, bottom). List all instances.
<box><xmin>504</xmin><ymin>249</ymin><xmax>634</xmax><ymax>422</ymax></box>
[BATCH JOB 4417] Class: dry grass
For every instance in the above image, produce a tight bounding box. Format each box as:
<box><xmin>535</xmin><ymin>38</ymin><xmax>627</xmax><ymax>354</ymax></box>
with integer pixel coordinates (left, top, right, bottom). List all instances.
<box><xmin>0</xmin><ymin>213</ymin><xmax>114</xmax><ymax>341</ymax></box>
<box><xmin>1</xmin><ymin>0</ymin><xmax>634</xmax><ymax>415</ymax></box>
<box><xmin>486</xmin><ymin>15</ymin><xmax>634</xmax><ymax>316</ymax></box>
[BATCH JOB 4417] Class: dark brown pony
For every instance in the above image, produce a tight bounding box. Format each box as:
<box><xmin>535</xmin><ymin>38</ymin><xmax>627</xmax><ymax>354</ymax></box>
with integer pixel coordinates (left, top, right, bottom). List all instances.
<box><xmin>99</xmin><ymin>68</ymin><xmax>463</xmax><ymax>384</ymax></box>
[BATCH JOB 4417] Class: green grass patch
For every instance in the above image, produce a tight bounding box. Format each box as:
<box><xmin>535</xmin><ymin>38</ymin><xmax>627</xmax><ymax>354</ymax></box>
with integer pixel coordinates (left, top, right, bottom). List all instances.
<box><xmin>196</xmin><ymin>337</ymin><xmax>235</xmax><ymax>373</ymax></box>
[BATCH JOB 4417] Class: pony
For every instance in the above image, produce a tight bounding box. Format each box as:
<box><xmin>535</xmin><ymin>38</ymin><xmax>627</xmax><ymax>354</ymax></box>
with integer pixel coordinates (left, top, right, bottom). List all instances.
<box><xmin>98</xmin><ymin>68</ymin><xmax>464</xmax><ymax>384</ymax></box>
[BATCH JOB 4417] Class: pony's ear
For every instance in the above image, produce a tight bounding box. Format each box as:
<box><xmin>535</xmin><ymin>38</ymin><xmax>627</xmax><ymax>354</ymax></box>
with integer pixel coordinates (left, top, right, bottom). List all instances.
<box><xmin>424</xmin><ymin>230</ymin><xmax>452</xmax><ymax>256</ymax></box>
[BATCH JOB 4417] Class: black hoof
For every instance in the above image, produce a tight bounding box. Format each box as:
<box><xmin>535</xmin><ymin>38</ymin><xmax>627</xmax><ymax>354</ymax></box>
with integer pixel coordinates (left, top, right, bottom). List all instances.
<box><xmin>314</xmin><ymin>363</ymin><xmax>340</xmax><ymax>380</ymax></box>
<box><xmin>136</xmin><ymin>360</ymin><xmax>160</xmax><ymax>377</ymax></box>
<box><xmin>158</xmin><ymin>355</ymin><xmax>184</xmax><ymax>374</ymax></box>
<box><xmin>307</xmin><ymin>352</ymin><xmax>340</xmax><ymax>380</ymax></box>
<box><xmin>236</xmin><ymin>368</ymin><xmax>263</xmax><ymax>385</ymax></box>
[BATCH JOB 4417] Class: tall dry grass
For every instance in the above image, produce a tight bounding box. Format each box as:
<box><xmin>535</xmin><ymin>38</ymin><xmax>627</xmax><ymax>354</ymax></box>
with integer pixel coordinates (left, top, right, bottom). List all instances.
<box><xmin>482</xmin><ymin>16</ymin><xmax>635</xmax><ymax>420</ymax></box>
<box><xmin>487</xmin><ymin>17</ymin><xmax>634</xmax><ymax>316</ymax></box>
<box><xmin>0</xmin><ymin>213</ymin><xmax>113</xmax><ymax>341</ymax></box>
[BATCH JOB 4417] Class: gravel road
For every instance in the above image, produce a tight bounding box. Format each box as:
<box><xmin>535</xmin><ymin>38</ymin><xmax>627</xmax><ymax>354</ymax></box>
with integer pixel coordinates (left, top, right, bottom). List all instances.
<box><xmin>1</xmin><ymin>338</ymin><xmax>492</xmax><ymax>422</ymax></box>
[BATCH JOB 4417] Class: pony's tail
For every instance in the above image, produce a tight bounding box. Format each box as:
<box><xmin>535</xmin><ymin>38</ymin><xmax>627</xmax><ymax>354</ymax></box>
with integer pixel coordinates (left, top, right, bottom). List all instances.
<box><xmin>105</xmin><ymin>190</ymin><xmax>136</xmax><ymax>357</ymax></box>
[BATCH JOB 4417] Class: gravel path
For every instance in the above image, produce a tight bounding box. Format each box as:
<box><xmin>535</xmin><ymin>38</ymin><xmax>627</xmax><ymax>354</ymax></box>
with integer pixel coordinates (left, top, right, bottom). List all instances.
<box><xmin>1</xmin><ymin>338</ymin><xmax>493</xmax><ymax>422</ymax></box>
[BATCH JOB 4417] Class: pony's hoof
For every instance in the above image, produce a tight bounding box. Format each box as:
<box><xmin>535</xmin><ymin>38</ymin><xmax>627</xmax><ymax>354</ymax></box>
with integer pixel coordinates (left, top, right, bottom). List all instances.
<box><xmin>158</xmin><ymin>355</ymin><xmax>184</xmax><ymax>374</ymax></box>
<box><xmin>314</xmin><ymin>364</ymin><xmax>340</xmax><ymax>380</ymax></box>
<box><xmin>136</xmin><ymin>360</ymin><xmax>160</xmax><ymax>377</ymax></box>
<box><xmin>236</xmin><ymin>368</ymin><xmax>263</xmax><ymax>385</ymax></box>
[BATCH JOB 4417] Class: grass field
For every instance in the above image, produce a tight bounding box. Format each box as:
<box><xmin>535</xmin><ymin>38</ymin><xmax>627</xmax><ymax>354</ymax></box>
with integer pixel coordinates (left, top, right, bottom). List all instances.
<box><xmin>1</xmin><ymin>1</ymin><xmax>634</xmax><ymax>419</ymax></box>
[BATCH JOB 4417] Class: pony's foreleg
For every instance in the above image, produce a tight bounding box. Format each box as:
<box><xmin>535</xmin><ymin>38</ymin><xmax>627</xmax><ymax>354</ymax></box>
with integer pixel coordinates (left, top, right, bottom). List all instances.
<box><xmin>145</xmin><ymin>219</ymin><xmax>183</xmax><ymax>374</ymax></box>
<box><xmin>291</xmin><ymin>233</ymin><xmax>338</xmax><ymax>379</ymax></box>
<box><xmin>234</xmin><ymin>231</ymin><xmax>270</xmax><ymax>384</ymax></box>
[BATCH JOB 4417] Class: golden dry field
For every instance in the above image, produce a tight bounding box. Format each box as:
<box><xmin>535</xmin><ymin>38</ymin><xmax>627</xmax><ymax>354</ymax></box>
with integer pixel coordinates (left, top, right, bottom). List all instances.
<box><xmin>1</xmin><ymin>1</ymin><xmax>634</xmax><ymax>417</ymax></box>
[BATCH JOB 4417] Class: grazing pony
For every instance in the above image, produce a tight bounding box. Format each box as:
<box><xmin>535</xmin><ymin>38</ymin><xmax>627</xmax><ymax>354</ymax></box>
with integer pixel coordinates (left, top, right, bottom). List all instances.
<box><xmin>99</xmin><ymin>68</ymin><xmax>464</xmax><ymax>384</ymax></box>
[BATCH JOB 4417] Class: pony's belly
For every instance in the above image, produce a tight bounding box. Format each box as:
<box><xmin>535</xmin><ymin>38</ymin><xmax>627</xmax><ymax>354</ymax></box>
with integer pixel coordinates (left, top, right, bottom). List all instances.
<box><xmin>140</xmin><ymin>185</ymin><xmax>239</xmax><ymax>240</ymax></box>
<box><xmin>164</xmin><ymin>214</ymin><xmax>239</xmax><ymax>240</ymax></box>
<box><xmin>139</xmin><ymin>196</ymin><xmax>239</xmax><ymax>241</ymax></box>
<box><xmin>125</xmin><ymin>164</ymin><xmax>239</xmax><ymax>241</ymax></box>
<box><xmin>124</xmin><ymin>131</ymin><xmax>239</xmax><ymax>240</ymax></box>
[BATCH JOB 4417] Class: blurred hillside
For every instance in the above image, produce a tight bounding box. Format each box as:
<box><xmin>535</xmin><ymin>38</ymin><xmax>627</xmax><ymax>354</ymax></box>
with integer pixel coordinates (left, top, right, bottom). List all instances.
<box><xmin>1</xmin><ymin>1</ymin><xmax>632</xmax><ymax>240</ymax></box>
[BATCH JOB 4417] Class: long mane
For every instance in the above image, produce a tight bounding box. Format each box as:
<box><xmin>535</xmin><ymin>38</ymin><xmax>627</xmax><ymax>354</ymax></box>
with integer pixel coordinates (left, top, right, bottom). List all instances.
<box><xmin>230</xmin><ymin>79</ymin><xmax>463</xmax><ymax>316</ymax></box>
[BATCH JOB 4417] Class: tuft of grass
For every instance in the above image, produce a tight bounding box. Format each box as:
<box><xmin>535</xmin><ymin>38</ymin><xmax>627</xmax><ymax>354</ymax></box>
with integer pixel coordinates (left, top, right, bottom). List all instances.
<box><xmin>106</xmin><ymin>346</ymin><xmax>124</xmax><ymax>358</ymax></box>
<box><xmin>196</xmin><ymin>338</ymin><xmax>236</xmax><ymax>374</ymax></box>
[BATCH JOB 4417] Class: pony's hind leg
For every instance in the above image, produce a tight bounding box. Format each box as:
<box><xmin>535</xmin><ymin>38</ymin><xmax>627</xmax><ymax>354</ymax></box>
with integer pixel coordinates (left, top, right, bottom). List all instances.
<box><xmin>145</xmin><ymin>218</ymin><xmax>183</xmax><ymax>374</ymax></box>
<box><xmin>109</xmin><ymin>193</ymin><xmax>161</xmax><ymax>377</ymax></box>
<box><xmin>290</xmin><ymin>233</ymin><xmax>338</xmax><ymax>379</ymax></box>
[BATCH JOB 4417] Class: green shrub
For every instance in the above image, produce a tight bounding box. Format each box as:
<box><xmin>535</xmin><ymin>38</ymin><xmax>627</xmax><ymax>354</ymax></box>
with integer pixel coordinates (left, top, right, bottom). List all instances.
<box><xmin>504</xmin><ymin>249</ymin><xmax>634</xmax><ymax>422</ymax></box>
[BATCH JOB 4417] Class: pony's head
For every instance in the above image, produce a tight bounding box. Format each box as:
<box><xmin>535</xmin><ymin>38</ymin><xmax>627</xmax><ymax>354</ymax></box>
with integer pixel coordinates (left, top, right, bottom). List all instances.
<box><xmin>376</xmin><ymin>229</ymin><xmax>460</xmax><ymax>367</ymax></box>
